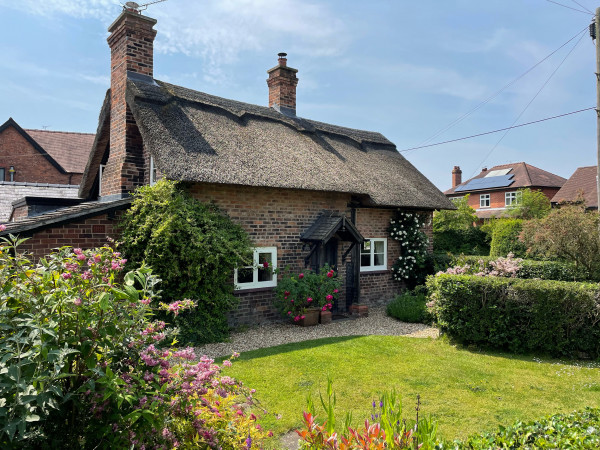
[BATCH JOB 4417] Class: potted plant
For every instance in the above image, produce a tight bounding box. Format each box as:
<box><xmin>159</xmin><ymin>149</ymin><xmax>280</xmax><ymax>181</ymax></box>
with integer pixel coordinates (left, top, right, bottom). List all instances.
<box><xmin>273</xmin><ymin>265</ymin><xmax>341</xmax><ymax>326</ymax></box>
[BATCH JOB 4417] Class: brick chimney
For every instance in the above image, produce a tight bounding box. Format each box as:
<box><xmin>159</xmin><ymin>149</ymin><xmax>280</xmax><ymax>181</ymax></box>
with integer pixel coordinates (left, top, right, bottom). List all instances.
<box><xmin>267</xmin><ymin>52</ymin><xmax>299</xmax><ymax>116</ymax></box>
<box><xmin>102</xmin><ymin>9</ymin><xmax>157</xmax><ymax>199</ymax></box>
<box><xmin>452</xmin><ymin>166</ymin><xmax>462</xmax><ymax>188</ymax></box>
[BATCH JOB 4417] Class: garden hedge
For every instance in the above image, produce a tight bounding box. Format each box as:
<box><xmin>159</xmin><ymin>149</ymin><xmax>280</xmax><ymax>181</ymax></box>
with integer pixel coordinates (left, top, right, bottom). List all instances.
<box><xmin>489</xmin><ymin>219</ymin><xmax>527</xmax><ymax>257</ymax></box>
<box><xmin>433</xmin><ymin>228</ymin><xmax>489</xmax><ymax>256</ymax></box>
<box><xmin>427</xmin><ymin>274</ymin><xmax>600</xmax><ymax>358</ymax></box>
<box><xmin>451</xmin><ymin>256</ymin><xmax>593</xmax><ymax>282</ymax></box>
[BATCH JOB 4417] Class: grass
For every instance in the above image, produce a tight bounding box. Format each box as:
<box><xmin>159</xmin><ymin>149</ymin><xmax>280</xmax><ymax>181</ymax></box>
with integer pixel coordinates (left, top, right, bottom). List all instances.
<box><xmin>222</xmin><ymin>335</ymin><xmax>600</xmax><ymax>441</ymax></box>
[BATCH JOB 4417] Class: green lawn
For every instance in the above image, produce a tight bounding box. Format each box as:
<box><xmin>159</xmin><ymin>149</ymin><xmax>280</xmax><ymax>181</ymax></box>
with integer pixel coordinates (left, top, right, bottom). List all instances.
<box><xmin>222</xmin><ymin>335</ymin><xmax>600</xmax><ymax>440</ymax></box>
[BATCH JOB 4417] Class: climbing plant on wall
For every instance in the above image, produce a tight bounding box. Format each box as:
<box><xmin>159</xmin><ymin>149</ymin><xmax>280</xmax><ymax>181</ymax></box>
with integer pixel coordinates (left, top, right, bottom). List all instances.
<box><xmin>389</xmin><ymin>210</ymin><xmax>431</xmax><ymax>288</ymax></box>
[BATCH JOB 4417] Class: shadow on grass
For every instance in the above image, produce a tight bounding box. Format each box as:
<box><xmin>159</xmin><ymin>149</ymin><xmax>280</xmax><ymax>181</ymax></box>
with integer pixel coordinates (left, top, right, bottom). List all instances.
<box><xmin>230</xmin><ymin>335</ymin><xmax>365</xmax><ymax>362</ymax></box>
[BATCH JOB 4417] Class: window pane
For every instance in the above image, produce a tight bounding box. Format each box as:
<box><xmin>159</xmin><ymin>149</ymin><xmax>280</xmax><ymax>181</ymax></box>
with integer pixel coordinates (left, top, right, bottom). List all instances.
<box><xmin>237</xmin><ymin>267</ymin><xmax>253</xmax><ymax>284</ymax></box>
<box><xmin>258</xmin><ymin>252</ymin><xmax>272</xmax><ymax>266</ymax></box>
<box><xmin>374</xmin><ymin>241</ymin><xmax>384</xmax><ymax>253</ymax></box>
<box><xmin>361</xmin><ymin>241</ymin><xmax>371</xmax><ymax>253</ymax></box>
<box><xmin>0</xmin><ymin>168</ymin><xmax>4</xmax><ymax>181</ymax></box>
<box><xmin>374</xmin><ymin>253</ymin><xmax>385</xmax><ymax>266</ymax></box>
<box><xmin>361</xmin><ymin>254</ymin><xmax>371</xmax><ymax>267</ymax></box>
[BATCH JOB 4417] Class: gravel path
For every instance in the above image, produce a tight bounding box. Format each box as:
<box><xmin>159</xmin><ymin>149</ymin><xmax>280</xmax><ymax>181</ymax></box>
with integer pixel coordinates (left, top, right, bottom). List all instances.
<box><xmin>195</xmin><ymin>307</ymin><xmax>439</xmax><ymax>359</ymax></box>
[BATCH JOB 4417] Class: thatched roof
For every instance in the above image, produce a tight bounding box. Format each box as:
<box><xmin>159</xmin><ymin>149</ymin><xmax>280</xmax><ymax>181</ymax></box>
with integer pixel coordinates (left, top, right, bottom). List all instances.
<box><xmin>81</xmin><ymin>72</ymin><xmax>453</xmax><ymax>210</ymax></box>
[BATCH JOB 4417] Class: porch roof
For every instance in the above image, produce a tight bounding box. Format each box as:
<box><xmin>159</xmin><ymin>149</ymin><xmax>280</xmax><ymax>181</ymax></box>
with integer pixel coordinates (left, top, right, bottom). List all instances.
<box><xmin>300</xmin><ymin>212</ymin><xmax>363</xmax><ymax>244</ymax></box>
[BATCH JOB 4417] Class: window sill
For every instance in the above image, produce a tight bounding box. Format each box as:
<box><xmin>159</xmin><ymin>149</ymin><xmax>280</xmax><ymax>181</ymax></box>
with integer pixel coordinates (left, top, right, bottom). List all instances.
<box><xmin>360</xmin><ymin>269</ymin><xmax>389</xmax><ymax>275</ymax></box>
<box><xmin>235</xmin><ymin>286</ymin><xmax>276</xmax><ymax>294</ymax></box>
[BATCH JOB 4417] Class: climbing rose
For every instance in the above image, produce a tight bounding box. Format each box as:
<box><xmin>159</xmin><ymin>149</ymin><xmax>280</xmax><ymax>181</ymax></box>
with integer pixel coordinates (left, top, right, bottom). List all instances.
<box><xmin>263</xmin><ymin>261</ymin><xmax>269</xmax><ymax>269</ymax></box>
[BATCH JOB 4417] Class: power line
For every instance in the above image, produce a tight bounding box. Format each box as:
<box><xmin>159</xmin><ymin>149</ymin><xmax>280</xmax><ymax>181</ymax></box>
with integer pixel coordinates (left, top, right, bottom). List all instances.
<box><xmin>545</xmin><ymin>0</ymin><xmax>593</xmax><ymax>15</ymax></box>
<box><xmin>570</xmin><ymin>0</ymin><xmax>593</xmax><ymax>14</ymax></box>
<box><xmin>408</xmin><ymin>26</ymin><xmax>588</xmax><ymax>152</ymax></box>
<box><xmin>472</xmin><ymin>29</ymin><xmax>587</xmax><ymax>176</ymax></box>
<box><xmin>398</xmin><ymin>108</ymin><xmax>595</xmax><ymax>153</ymax></box>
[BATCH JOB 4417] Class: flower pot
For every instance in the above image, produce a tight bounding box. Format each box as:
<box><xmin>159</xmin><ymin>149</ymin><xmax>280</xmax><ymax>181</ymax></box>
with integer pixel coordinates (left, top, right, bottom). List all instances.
<box><xmin>349</xmin><ymin>304</ymin><xmax>369</xmax><ymax>317</ymax></box>
<box><xmin>320</xmin><ymin>310</ymin><xmax>332</xmax><ymax>325</ymax></box>
<box><xmin>296</xmin><ymin>308</ymin><xmax>320</xmax><ymax>327</ymax></box>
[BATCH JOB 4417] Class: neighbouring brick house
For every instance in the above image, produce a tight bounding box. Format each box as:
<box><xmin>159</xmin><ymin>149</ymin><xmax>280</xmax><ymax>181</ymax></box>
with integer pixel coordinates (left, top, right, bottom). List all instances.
<box><xmin>0</xmin><ymin>117</ymin><xmax>94</xmax><ymax>222</ymax></box>
<box><xmin>0</xmin><ymin>7</ymin><xmax>453</xmax><ymax>325</ymax></box>
<box><xmin>551</xmin><ymin>165</ymin><xmax>598</xmax><ymax>209</ymax></box>
<box><xmin>444</xmin><ymin>163</ymin><xmax>566</xmax><ymax>219</ymax></box>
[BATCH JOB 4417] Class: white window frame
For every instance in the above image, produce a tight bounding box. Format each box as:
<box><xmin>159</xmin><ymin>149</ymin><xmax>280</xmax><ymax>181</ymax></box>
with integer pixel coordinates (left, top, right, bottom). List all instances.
<box><xmin>99</xmin><ymin>164</ymin><xmax>106</xmax><ymax>196</ymax></box>
<box><xmin>505</xmin><ymin>191</ymin><xmax>521</xmax><ymax>206</ymax></box>
<box><xmin>150</xmin><ymin>156</ymin><xmax>157</xmax><ymax>186</ymax></box>
<box><xmin>360</xmin><ymin>238</ymin><xmax>387</xmax><ymax>272</ymax></box>
<box><xmin>234</xmin><ymin>247</ymin><xmax>277</xmax><ymax>290</ymax></box>
<box><xmin>480</xmin><ymin>194</ymin><xmax>490</xmax><ymax>208</ymax></box>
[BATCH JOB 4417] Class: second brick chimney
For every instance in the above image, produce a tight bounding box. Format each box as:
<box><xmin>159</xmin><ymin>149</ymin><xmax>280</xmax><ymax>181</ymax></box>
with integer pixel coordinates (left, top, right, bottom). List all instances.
<box><xmin>452</xmin><ymin>166</ymin><xmax>462</xmax><ymax>188</ymax></box>
<box><xmin>267</xmin><ymin>53</ymin><xmax>299</xmax><ymax>117</ymax></box>
<box><xmin>102</xmin><ymin>9</ymin><xmax>157</xmax><ymax>199</ymax></box>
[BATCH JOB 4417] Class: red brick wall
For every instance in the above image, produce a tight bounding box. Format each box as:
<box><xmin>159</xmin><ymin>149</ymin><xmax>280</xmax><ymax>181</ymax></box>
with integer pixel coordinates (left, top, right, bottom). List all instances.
<box><xmin>15</xmin><ymin>213</ymin><xmax>122</xmax><ymax>260</ymax></box>
<box><xmin>452</xmin><ymin>187</ymin><xmax>561</xmax><ymax>210</ymax></box>
<box><xmin>0</xmin><ymin>126</ymin><xmax>77</xmax><ymax>184</ymax></box>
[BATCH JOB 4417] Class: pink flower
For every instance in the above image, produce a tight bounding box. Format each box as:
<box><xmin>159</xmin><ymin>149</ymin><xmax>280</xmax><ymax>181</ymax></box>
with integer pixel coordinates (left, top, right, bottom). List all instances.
<box><xmin>327</xmin><ymin>272</ymin><xmax>333</xmax><ymax>278</ymax></box>
<box><xmin>300</xmin><ymin>315</ymin><xmax>305</xmax><ymax>320</ymax></box>
<box><xmin>0</xmin><ymin>224</ymin><xmax>7</xmax><ymax>232</ymax></box>
<box><xmin>74</xmin><ymin>298</ymin><xmax>82</xmax><ymax>306</ymax></box>
<box><xmin>284</xmin><ymin>291</ymin><xmax>290</xmax><ymax>296</ymax></box>
<box><xmin>77</xmin><ymin>253</ymin><xmax>86</xmax><ymax>261</ymax></box>
<box><xmin>326</xmin><ymin>294</ymin><xmax>333</xmax><ymax>301</ymax></box>
<box><xmin>287</xmin><ymin>311</ymin><xmax>292</xmax><ymax>315</ymax></box>
<box><xmin>294</xmin><ymin>316</ymin><xmax>300</xmax><ymax>322</ymax></box>
<box><xmin>298</xmin><ymin>273</ymin><xmax>304</xmax><ymax>279</ymax></box>
<box><xmin>81</xmin><ymin>270</ymin><xmax>92</xmax><ymax>280</ymax></box>
<box><xmin>222</xmin><ymin>360</ymin><xmax>232</xmax><ymax>367</ymax></box>
<box><xmin>61</xmin><ymin>272</ymin><xmax>72</xmax><ymax>280</ymax></box>
<box><xmin>322</xmin><ymin>306</ymin><xmax>327</xmax><ymax>311</ymax></box>
<box><xmin>307</xmin><ymin>297</ymin><xmax>313</xmax><ymax>303</ymax></box>
<box><xmin>333</xmin><ymin>289</ymin><xmax>339</xmax><ymax>293</ymax></box>
<box><xmin>263</xmin><ymin>261</ymin><xmax>269</xmax><ymax>268</ymax></box>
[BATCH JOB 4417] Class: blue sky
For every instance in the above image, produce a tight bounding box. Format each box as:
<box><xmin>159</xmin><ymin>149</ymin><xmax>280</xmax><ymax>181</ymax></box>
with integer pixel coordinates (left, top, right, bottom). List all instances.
<box><xmin>0</xmin><ymin>0</ymin><xmax>597</xmax><ymax>191</ymax></box>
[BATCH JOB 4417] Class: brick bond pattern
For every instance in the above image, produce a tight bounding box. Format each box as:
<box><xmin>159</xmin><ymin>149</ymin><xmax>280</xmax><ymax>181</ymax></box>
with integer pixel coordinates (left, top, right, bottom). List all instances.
<box><xmin>0</xmin><ymin>183</ymin><xmax>79</xmax><ymax>222</ymax></box>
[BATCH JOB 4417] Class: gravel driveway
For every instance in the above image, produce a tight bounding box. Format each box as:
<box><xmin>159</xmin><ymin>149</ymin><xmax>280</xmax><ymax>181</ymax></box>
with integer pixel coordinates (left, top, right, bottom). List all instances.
<box><xmin>195</xmin><ymin>307</ymin><xmax>439</xmax><ymax>359</ymax></box>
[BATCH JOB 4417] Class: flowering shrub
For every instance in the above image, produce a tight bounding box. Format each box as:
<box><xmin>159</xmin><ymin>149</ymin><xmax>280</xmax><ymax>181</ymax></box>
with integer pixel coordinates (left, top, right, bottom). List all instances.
<box><xmin>436</xmin><ymin>253</ymin><xmax>522</xmax><ymax>278</ymax></box>
<box><xmin>389</xmin><ymin>211</ymin><xmax>431</xmax><ymax>288</ymax></box>
<box><xmin>297</xmin><ymin>378</ymin><xmax>438</xmax><ymax>449</ymax></box>
<box><xmin>0</xmin><ymin>236</ymin><xmax>272</xmax><ymax>448</ymax></box>
<box><xmin>273</xmin><ymin>265</ymin><xmax>341</xmax><ymax>322</ymax></box>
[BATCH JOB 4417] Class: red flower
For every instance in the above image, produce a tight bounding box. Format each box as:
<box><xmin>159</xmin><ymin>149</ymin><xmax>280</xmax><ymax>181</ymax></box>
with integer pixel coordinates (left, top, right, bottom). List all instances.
<box><xmin>327</xmin><ymin>272</ymin><xmax>333</xmax><ymax>278</ymax></box>
<box><xmin>299</xmin><ymin>273</ymin><xmax>304</xmax><ymax>279</ymax></box>
<box><xmin>263</xmin><ymin>261</ymin><xmax>269</xmax><ymax>269</ymax></box>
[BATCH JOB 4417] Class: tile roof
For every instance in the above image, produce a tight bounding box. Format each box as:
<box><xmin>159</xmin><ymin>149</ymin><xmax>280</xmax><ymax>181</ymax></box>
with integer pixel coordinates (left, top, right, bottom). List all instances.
<box><xmin>81</xmin><ymin>74</ymin><xmax>455</xmax><ymax>211</ymax></box>
<box><xmin>551</xmin><ymin>165</ymin><xmax>597</xmax><ymax>208</ymax></box>
<box><xmin>25</xmin><ymin>129</ymin><xmax>95</xmax><ymax>174</ymax></box>
<box><xmin>445</xmin><ymin>162</ymin><xmax>566</xmax><ymax>195</ymax></box>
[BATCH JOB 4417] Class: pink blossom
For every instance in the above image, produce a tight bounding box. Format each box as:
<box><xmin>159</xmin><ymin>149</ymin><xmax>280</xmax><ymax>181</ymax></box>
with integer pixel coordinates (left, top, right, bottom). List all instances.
<box><xmin>61</xmin><ymin>272</ymin><xmax>72</xmax><ymax>280</ymax></box>
<box><xmin>74</xmin><ymin>298</ymin><xmax>82</xmax><ymax>306</ymax></box>
<box><xmin>326</xmin><ymin>294</ymin><xmax>333</xmax><ymax>301</ymax></box>
<box><xmin>300</xmin><ymin>315</ymin><xmax>305</xmax><ymax>319</ymax></box>
<box><xmin>333</xmin><ymin>289</ymin><xmax>339</xmax><ymax>293</ymax></box>
<box><xmin>222</xmin><ymin>360</ymin><xmax>232</xmax><ymax>367</ymax></box>
<box><xmin>298</xmin><ymin>273</ymin><xmax>304</xmax><ymax>279</ymax></box>
<box><xmin>294</xmin><ymin>316</ymin><xmax>300</xmax><ymax>322</ymax></box>
<box><xmin>322</xmin><ymin>306</ymin><xmax>327</xmax><ymax>311</ymax></box>
<box><xmin>327</xmin><ymin>272</ymin><xmax>333</xmax><ymax>278</ymax></box>
<box><xmin>77</xmin><ymin>253</ymin><xmax>86</xmax><ymax>261</ymax></box>
<box><xmin>263</xmin><ymin>261</ymin><xmax>269</xmax><ymax>268</ymax></box>
<box><xmin>307</xmin><ymin>297</ymin><xmax>313</xmax><ymax>303</ymax></box>
<box><xmin>287</xmin><ymin>311</ymin><xmax>292</xmax><ymax>315</ymax></box>
<box><xmin>0</xmin><ymin>224</ymin><xmax>7</xmax><ymax>232</ymax></box>
<box><xmin>81</xmin><ymin>270</ymin><xmax>92</xmax><ymax>280</ymax></box>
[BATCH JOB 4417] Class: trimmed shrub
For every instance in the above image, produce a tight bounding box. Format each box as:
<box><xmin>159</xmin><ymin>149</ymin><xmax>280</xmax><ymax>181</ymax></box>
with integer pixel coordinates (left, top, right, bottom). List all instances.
<box><xmin>450</xmin><ymin>256</ymin><xmax>593</xmax><ymax>281</ymax></box>
<box><xmin>427</xmin><ymin>274</ymin><xmax>600</xmax><ymax>358</ymax></box>
<box><xmin>120</xmin><ymin>180</ymin><xmax>253</xmax><ymax>344</ymax></box>
<box><xmin>448</xmin><ymin>408</ymin><xmax>600</xmax><ymax>449</ymax></box>
<box><xmin>433</xmin><ymin>228</ymin><xmax>489</xmax><ymax>256</ymax></box>
<box><xmin>489</xmin><ymin>219</ymin><xmax>527</xmax><ymax>257</ymax></box>
<box><xmin>386</xmin><ymin>286</ymin><xmax>432</xmax><ymax>323</ymax></box>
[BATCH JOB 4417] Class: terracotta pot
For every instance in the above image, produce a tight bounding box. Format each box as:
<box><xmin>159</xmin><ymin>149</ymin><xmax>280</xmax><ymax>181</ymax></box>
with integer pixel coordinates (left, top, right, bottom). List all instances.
<box><xmin>349</xmin><ymin>304</ymin><xmax>369</xmax><ymax>317</ymax></box>
<box><xmin>320</xmin><ymin>310</ymin><xmax>332</xmax><ymax>325</ymax></box>
<box><xmin>296</xmin><ymin>308</ymin><xmax>320</xmax><ymax>327</ymax></box>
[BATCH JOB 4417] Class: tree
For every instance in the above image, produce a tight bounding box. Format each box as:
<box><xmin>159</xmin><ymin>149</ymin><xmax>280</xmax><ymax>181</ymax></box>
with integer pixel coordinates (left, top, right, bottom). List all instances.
<box><xmin>433</xmin><ymin>195</ymin><xmax>477</xmax><ymax>232</ymax></box>
<box><xmin>505</xmin><ymin>188</ymin><xmax>551</xmax><ymax>220</ymax></box>
<box><xmin>520</xmin><ymin>204</ymin><xmax>600</xmax><ymax>277</ymax></box>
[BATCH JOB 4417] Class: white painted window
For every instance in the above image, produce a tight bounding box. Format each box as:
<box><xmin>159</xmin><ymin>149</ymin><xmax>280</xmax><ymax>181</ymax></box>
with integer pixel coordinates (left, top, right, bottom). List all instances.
<box><xmin>360</xmin><ymin>238</ymin><xmax>387</xmax><ymax>272</ymax></box>
<box><xmin>99</xmin><ymin>164</ymin><xmax>106</xmax><ymax>196</ymax></box>
<box><xmin>150</xmin><ymin>156</ymin><xmax>157</xmax><ymax>186</ymax></box>
<box><xmin>505</xmin><ymin>191</ymin><xmax>521</xmax><ymax>206</ymax></box>
<box><xmin>480</xmin><ymin>194</ymin><xmax>490</xmax><ymax>208</ymax></box>
<box><xmin>234</xmin><ymin>247</ymin><xmax>277</xmax><ymax>290</ymax></box>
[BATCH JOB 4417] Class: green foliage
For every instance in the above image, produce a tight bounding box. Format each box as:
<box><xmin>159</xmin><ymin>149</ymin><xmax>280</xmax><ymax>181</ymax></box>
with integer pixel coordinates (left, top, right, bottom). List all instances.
<box><xmin>447</xmin><ymin>256</ymin><xmax>593</xmax><ymax>281</ymax></box>
<box><xmin>386</xmin><ymin>286</ymin><xmax>432</xmax><ymax>323</ymax></box>
<box><xmin>433</xmin><ymin>195</ymin><xmax>477</xmax><ymax>232</ymax></box>
<box><xmin>427</xmin><ymin>274</ymin><xmax>600</xmax><ymax>358</ymax></box>
<box><xmin>445</xmin><ymin>407</ymin><xmax>600</xmax><ymax>449</ymax></box>
<box><xmin>433</xmin><ymin>228</ymin><xmax>489</xmax><ymax>256</ymax></box>
<box><xmin>489</xmin><ymin>218</ymin><xmax>527</xmax><ymax>258</ymax></box>
<box><xmin>505</xmin><ymin>188</ymin><xmax>551</xmax><ymax>220</ymax></box>
<box><xmin>120</xmin><ymin>180</ymin><xmax>253</xmax><ymax>344</ymax></box>
<box><xmin>273</xmin><ymin>265</ymin><xmax>341</xmax><ymax>321</ymax></box>
<box><xmin>521</xmin><ymin>204</ymin><xmax>600</xmax><ymax>278</ymax></box>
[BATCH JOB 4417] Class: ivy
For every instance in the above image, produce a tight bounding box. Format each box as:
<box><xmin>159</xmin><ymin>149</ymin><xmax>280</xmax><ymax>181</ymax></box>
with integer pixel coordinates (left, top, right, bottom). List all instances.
<box><xmin>120</xmin><ymin>180</ymin><xmax>253</xmax><ymax>344</ymax></box>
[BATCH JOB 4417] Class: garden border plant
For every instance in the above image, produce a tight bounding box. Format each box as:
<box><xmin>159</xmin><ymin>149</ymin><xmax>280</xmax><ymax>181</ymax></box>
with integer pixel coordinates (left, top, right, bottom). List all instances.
<box><xmin>119</xmin><ymin>180</ymin><xmax>254</xmax><ymax>344</ymax></box>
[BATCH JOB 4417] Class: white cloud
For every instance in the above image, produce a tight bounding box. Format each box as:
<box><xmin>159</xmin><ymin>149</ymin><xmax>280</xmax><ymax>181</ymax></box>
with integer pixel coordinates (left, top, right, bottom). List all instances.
<box><xmin>1</xmin><ymin>0</ymin><xmax>349</xmax><ymax>84</ymax></box>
